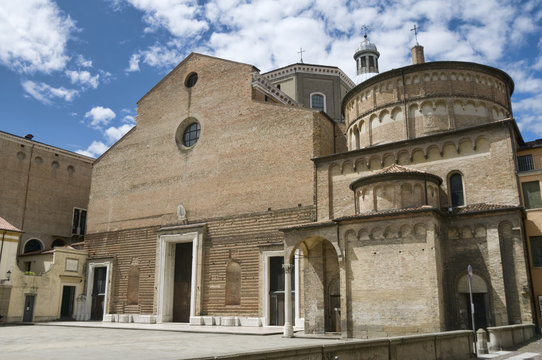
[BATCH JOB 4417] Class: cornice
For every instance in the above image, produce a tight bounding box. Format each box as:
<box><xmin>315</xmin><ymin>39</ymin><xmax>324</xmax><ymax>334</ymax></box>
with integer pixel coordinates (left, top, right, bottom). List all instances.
<box><xmin>263</xmin><ymin>63</ymin><xmax>356</xmax><ymax>89</ymax></box>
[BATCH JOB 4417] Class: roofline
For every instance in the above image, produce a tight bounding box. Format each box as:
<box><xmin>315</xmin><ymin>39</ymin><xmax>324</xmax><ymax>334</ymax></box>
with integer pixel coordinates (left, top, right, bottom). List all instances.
<box><xmin>137</xmin><ymin>52</ymin><xmax>260</xmax><ymax>104</ymax></box>
<box><xmin>349</xmin><ymin>171</ymin><xmax>443</xmax><ymax>190</ymax></box>
<box><xmin>262</xmin><ymin>62</ymin><xmax>341</xmax><ymax>74</ymax></box>
<box><xmin>519</xmin><ymin>138</ymin><xmax>542</xmax><ymax>150</ymax></box>
<box><xmin>262</xmin><ymin>62</ymin><xmax>356</xmax><ymax>89</ymax></box>
<box><xmin>312</xmin><ymin>118</ymin><xmax>522</xmax><ymax>163</ymax></box>
<box><xmin>280</xmin><ymin>204</ymin><xmax>523</xmax><ymax>232</ymax></box>
<box><xmin>0</xmin><ymin>130</ymin><xmax>95</xmax><ymax>163</ymax></box>
<box><xmin>341</xmin><ymin>61</ymin><xmax>515</xmax><ymax>115</ymax></box>
<box><xmin>93</xmin><ymin>125</ymin><xmax>137</xmax><ymax>164</ymax></box>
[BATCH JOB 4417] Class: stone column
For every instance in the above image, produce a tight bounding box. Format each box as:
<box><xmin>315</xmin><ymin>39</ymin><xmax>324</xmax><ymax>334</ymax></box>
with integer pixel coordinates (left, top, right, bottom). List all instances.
<box><xmin>283</xmin><ymin>263</ymin><xmax>294</xmax><ymax>337</ymax></box>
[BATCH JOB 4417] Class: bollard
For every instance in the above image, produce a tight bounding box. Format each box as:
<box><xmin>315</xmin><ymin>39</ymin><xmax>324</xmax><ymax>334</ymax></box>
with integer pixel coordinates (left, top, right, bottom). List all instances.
<box><xmin>477</xmin><ymin>329</ymin><xmax>488</xmax><ymax>355</ymax></box>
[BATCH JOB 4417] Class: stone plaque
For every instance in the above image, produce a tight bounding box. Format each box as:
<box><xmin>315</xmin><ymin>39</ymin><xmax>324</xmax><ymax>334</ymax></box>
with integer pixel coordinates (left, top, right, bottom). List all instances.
<box><xmin>66</xmin><ymin>258</ymin><xmax>79</xmax><ymax>272</ymax></box>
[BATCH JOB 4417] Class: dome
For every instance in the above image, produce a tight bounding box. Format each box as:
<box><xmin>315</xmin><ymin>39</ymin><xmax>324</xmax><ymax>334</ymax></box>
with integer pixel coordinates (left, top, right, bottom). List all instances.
<box><xmin>354</xmin><ymin>36</ymin><xmax>380</xmax><ymax>58</ymax></box>
<box><xmin>359</xmin><ymin>38</ymin><xmax>378</xmax><ymax>52</ymax></box>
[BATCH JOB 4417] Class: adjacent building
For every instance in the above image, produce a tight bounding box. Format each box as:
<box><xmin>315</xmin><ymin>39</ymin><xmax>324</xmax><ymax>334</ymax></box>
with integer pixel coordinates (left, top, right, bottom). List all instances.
<box><xmin>517</xmin><ymin>139</ymin><xmax>542</xmax><ymax>331</ymax></box>
<box><xmin>0</xmin><ymin>132</ymin><xmax>93</xmax><ymax>322</ymax></box>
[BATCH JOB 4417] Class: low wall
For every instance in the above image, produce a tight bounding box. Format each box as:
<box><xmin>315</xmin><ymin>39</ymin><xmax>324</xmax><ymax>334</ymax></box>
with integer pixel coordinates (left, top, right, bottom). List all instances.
<box><xmin>192</xmin><ymin>330</ymin><xmax>474</xmax><ymax>360</ymax></box>
<box><xmin>487</xmin><ymin>324</ymin><xmax>536</xmax><ymax>352</ymax></box>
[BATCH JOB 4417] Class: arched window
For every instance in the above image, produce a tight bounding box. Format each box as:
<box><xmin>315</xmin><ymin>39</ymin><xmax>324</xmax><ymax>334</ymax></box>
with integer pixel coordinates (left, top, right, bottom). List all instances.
<box><xmin>225</xmin><ymin>260</ymin><xmax>241</xmax><ymax>305</ymax></box>
<box><xmin>24</xmin><ymin>239</ymin><xmax>43</xmax><ymax>253</ymax></box>
<box><xmin>310</xmin><ymin>93</ymin><xmax>326</xmax><ymax>112</ymax></box>
<box><xmin>449</xmin><ymin>172</ymin><xmax>465</xmax><ymax>207</ymax></box>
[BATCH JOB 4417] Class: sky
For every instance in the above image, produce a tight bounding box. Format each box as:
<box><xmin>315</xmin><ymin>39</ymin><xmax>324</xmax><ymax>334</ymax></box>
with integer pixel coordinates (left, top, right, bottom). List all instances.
<box><xmin>1</xmin><ymin>0</ymin><xmax>541</xmax><ymax>158</ymax></box>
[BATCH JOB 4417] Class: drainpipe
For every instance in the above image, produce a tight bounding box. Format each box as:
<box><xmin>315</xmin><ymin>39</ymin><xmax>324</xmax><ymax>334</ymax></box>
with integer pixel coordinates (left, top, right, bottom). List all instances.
<box><xmin>0</xmin><ymin>230</ymin><xmax>6</xmax><ymax>264</ymax></box>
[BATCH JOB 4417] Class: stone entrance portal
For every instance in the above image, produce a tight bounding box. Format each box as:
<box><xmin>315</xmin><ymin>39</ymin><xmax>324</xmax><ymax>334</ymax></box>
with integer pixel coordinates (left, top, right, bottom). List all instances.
<box><xmin>157</xmin><ymin>226</ymin><xmax>203</xmax><ymax>323</ymax></box>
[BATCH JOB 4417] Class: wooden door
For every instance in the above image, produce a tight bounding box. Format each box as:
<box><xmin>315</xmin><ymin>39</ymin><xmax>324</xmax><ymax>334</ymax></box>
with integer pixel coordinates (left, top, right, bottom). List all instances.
<box><xmin>173</xmin><ymin>242</ymin><xmax>192</xmax><ymax>322</ymax></box>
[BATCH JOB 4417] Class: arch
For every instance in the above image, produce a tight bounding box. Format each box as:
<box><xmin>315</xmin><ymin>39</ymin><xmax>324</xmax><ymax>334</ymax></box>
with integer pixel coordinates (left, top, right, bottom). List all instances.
<box><xmin>426</xmin><ymin>144</ymin><xmax>441</xmax><ymax>160</ymax></box>
<box><xmin>474</xmin><ymin>136</ymin><xmax>490</xmax><ymax>152</ymax></box>
<box><xmin>225</xmin><ymin>260</ymin><xmax>241</xmax><ymax>305</ymax></box>
<box><xmin>384</xmin><ymin>226</ymin><xmax>399</xmax><ymax>239</ymax></box>
<box><xmin>400</xmin><ymin>224</ymin><xmax>412</xmax><ymax>238</ymax></box>
<box><xmin>411</xmin><ymin>148</ymin><xmax>425</xmax><ymax>163</ymax></box>
<box><xmin>354</xmin><ymin>158</ymin><xmax>366</xmax><ymax>171</ymax></box>
<box><xmin>51</xmin><ymin>239</ymin><xmax>65</xmax><ymax>248</ymax></box>
<box><xmin>458</xmin><ymin>138</ymin><xmax>474</xmax><ymax>154</ymax></box>
<box><xmin>287</xmin><ymin>236</ymin><xmax>341</xmax><ymax>265</ymax></box>
<box><xmin>286</xmin><ymin>236</ymin><xmax>341</xmax><ymax>333</ymax></box>
<box><xmin>441</xmin><ymin>141</ymin><xmax>458</xmax><ymax>157</ymax></box>
<box><xmin>341</xmin><ymin>160</ymin><xmax>354</xmax><ymax>174</ymax></box>
<box><xmin>379</xmin><ymin>109</ymin><xmax>391</xmax><ymax>124</ymax></box>
<box><xmin>382</xmin><ymin>153</ymin><xmax>395</xmax><ymax>167</ymax></box>
<box><xmin>310</xmin><ymin>92</ymin><xmax>326</xmax><ymax>112</ymax></box>
<box><xmin>457</xmin><ymin>273</ymin><xmax>488</xmax><ymax>293</ymax></box>
<box><xmin>391</xmin><ymin>107</ymin><xmax>403</xmax><ymax>122</ymax></box>
<box><xmin>368</xmin><ymin>155</ymin><xmax>381</xmax><ymax>169</ymax></box>
<box><xmin>448</xmin><ymin>171</ymin><xmax>465</xmax><ymax>207</ymax></box>
<box><xmin>397</xmin><ymin>150</ymin><xmax>410</xmax><ymax>165</ymax></box>
<box><xmin>352</xmin><ymin>125</ymin><xmax>360</xmax><ymax>150</ymax></box>
<box><xmin>24</xmin><ymin>238</ymin><xmax>43</xmax><ymax>253</ymax></box>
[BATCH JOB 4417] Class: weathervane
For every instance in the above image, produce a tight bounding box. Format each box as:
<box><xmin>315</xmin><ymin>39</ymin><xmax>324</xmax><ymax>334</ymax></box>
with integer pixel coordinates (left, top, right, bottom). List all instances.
<box><xmin>411</xmin><ymin>24</ymin><xmax>419</xmax><ymax>45</ymax></box>
<box><xmin>362</xmin><ymin>24</ymin><xmax>369</xmax><ymax>39</ymax></box>
<box><xmin>298</xmin><ymin>47</ymin><xmax>305</xmax><ymax>63</ymax></box>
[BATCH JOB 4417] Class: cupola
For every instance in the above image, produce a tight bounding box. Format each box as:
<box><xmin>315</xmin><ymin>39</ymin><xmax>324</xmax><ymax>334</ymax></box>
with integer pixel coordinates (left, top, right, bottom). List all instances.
<box><xmin>354</xmin><ymin>30</ymin><xmax>380</xmax><ymax>79</ymax></box>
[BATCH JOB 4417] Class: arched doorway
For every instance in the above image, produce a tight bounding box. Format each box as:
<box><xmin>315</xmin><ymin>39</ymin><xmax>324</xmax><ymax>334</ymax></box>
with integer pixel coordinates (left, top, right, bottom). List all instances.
<box><xmin>457</xmin><ymin>273</ymin><xmax>489</xmax><ymax>330</ymax></box>
<box><xmin>288</xmin><ymin>236</ymin><xmax>341</xmax><ymax>334</ymax></box>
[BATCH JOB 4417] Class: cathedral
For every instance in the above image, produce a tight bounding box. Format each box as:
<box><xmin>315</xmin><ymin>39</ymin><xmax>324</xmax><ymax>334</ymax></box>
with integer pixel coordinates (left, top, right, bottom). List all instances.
<box><xmin>82</xmin><ymin>37</ymin><xmax>534</xmax><ymax>339</ymax></box>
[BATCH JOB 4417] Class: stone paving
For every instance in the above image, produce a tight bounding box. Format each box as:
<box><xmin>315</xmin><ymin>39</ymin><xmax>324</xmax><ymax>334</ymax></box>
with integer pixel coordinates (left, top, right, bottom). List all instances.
<box><xmin>478</xmin><ymin>335</ymin><xmax>542</xmax><ymax>360</ymax></box>
<box><xmin>1</xmin><ymin>322</ymin><xmax>541</xmax><ymax>359</ymax></box>
<box><xmin>0</xmin><ymin>323</ymin><xmax>341</xmax><ymax>360</ymax></box>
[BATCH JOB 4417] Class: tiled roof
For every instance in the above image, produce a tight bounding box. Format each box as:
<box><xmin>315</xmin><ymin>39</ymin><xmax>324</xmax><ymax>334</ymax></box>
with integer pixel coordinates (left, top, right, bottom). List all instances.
<box><xmin>373</xmin><ymin>164</ymin><xmax>426</xmax><ymax>175</ymax></box>
<box><xmin>446</xmin><ymin>203</ymin><xmax>521</xmax><ymax>215</ymax></box>
<box><xmin>280</xmin><ymin>220</ymin><xmax>335</xmax><ymax>231</ymax></box>
<box><xmin>335</xmin><ymin>206</ymin><xmax>437</xmax><ymax>221</ymax></box>
<box><xmin>0</xmin><ymin>216</ymin><xmax>22</xmax><ymax>232</ymax></box>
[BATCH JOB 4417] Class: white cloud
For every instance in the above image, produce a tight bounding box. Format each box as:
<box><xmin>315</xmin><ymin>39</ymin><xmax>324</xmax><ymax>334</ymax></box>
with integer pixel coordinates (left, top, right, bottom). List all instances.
<box><xmin>119</xmin><ymin>0</ymin><xmax>541</xmax><ymax>82</ymax></box>
<box><xmin>126</xmin><ymin>54</ymin><xmax>140</xmax><ymax>72</ymax></box>
<box><xmin>85</xmin><ymin>106</ymin><xmax>116</xmax><ymax>128</ymax></box>
<box><xmin>104</xmin><ymin>123</ymin><xmax>135</xmax><ymax>144</ymax></box>
<box><xmin>506</xmin><ymin>66</ymin><xmax>542</xmax><ymax>94</ymax></box>
<box><xmin>75</xmin><ymin>55</ymin><xmax>93</xmax><ymax>68</ymax></box>
<box><xmin>124</xmin><ymin>0</ymin><xmax>208</xmax><ymax>37</ymax></box>
<box><xmin>66</xmin><ymin>70</ymin><xmax>100</xmax><ymax>89</ymax></box>
<box><xmin>21</xmin><ymin>80</ymin><xmax>78</xmax><ymax>104</ymax></box>
<box><xmin>127</xmin><ymin>42</ymin><xmax>184</xmax><ymax>71</ymax></box>
<box><xmin>0</xmin><ymin>0</ymin><xmax>75</xmax><ymax>73</ymax></box>
<box><xmin>76</xmin><ymin>141</ymin><xmax>109</xmax><ymax>158</ymax></box>
<box><xmin>513</xmin><ymin>93</ymin><xmax>542</xmax><ymax>137</ymax></box>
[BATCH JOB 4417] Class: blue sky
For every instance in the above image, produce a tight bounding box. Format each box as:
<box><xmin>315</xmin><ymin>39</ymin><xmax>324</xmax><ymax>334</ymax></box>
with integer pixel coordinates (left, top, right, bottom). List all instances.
<box><xmin>1</xmin><ymin>0</ymin><xmax>541</xmax><ymax>157</ymax></box>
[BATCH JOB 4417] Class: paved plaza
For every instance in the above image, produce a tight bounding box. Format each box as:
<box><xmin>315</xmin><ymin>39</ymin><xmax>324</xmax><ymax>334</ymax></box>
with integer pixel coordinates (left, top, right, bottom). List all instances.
<box><xmin>0</xmin><ymin>323</ymin><xmax>340</xmax><ymax>360</ymax></box>
<box><xmin>1</xmin><ymin>322</ymin><xmax>542</xmax><ymax>359</ymax></box>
